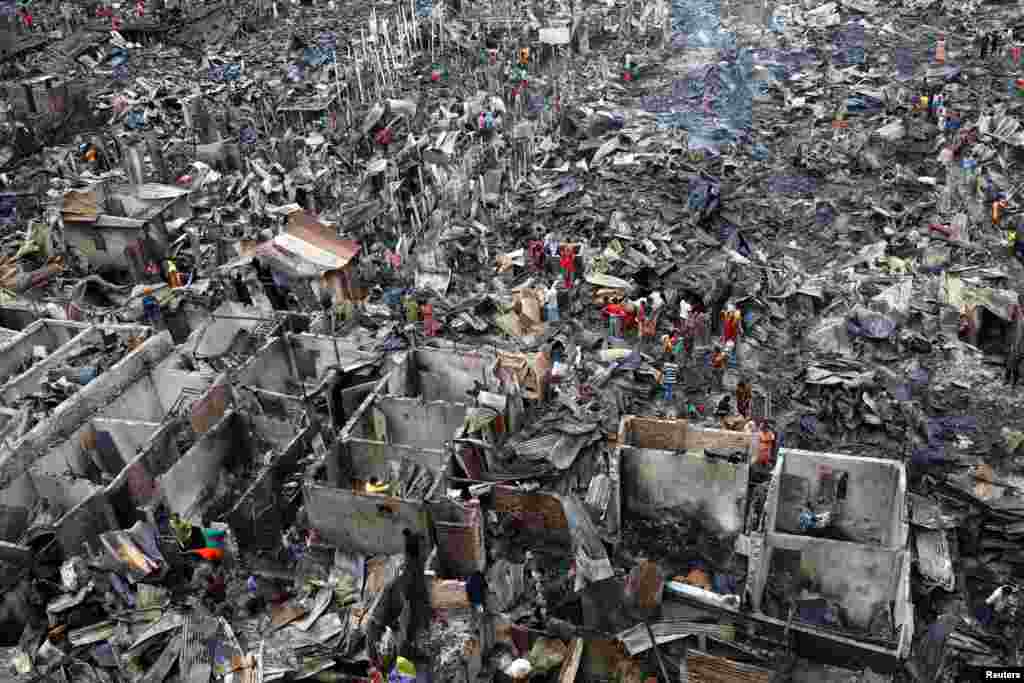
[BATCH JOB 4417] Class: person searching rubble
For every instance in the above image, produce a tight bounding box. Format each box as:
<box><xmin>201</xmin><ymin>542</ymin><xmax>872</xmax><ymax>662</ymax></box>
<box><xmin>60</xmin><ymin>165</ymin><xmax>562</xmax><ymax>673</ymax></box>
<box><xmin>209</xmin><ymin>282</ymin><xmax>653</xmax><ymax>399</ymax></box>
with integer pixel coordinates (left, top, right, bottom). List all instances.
<box><xmin>752</xmin><ymin>421</ymin><xmax>777</xmax><ymax>472</ymax></box>
<box><xmin>366</xmin><ymin>529</ymin><xmax>431</xmax><ymax>677</ymax></box>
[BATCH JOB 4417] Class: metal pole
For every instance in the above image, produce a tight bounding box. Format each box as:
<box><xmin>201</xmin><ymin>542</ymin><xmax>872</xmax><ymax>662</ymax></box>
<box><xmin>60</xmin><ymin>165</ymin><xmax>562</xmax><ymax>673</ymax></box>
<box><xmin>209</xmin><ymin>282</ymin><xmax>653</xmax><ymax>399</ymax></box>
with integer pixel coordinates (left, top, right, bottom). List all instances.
<box><xmin>644</xmin><ymin>621</ymin><xmax>672</xmax><ymax>683</ymax></box>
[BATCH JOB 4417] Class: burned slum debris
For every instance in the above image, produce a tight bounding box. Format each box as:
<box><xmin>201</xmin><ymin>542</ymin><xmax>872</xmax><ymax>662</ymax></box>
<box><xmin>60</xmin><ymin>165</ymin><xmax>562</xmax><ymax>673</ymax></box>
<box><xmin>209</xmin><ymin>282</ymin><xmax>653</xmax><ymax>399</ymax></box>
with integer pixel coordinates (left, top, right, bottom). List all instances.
<box><xmin>2</xmin><ymin>0</ymin><xmax>1024</xmax><ymax>680</ymax></box>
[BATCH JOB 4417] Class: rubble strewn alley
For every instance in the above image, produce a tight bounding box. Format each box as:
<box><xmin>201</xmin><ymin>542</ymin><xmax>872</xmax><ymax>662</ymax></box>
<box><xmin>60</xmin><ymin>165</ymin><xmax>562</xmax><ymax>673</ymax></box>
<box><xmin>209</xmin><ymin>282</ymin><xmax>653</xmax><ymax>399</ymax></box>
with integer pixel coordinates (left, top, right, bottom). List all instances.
<box><xmin>1</xmin><ymin>0</ymin><xmax>1023</xmax><ymax>680</ymax></box>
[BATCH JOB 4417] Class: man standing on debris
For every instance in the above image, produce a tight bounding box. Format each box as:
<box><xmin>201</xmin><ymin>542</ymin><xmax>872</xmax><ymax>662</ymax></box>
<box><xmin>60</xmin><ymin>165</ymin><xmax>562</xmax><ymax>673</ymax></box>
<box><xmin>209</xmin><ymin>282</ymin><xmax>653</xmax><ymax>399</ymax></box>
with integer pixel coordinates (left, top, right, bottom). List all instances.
<box><xmin>659</xmin><ymin>360</ymin><xmax>678</xmax><ymax>403</ymax></box>
<box><xmin>366</xmin><ymin>529</ymin><xmax>432</xmax><ymax>679</ymax></box>
<box><xmin>560</xmin><ymin>244</ymin><xmax>576</xmax><ymax>289</ymax></box>
<box><xmin>142</xmin><ymin>288</ymin><xmax>161</xmax><ymax>326</ymax></box>
<box><xmin>754</xmin><ymin>421</ymin><xmax>777</xmax><ymax>468</ymax></box>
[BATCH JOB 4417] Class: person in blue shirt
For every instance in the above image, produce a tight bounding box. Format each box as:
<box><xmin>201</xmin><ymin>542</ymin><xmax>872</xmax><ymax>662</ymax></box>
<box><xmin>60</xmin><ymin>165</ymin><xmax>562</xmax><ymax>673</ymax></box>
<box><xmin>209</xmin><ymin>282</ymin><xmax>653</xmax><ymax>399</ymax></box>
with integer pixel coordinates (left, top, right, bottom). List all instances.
<box><xmin>142</xmin><ymin>288</ymin><xmax>160</xmax><ymax>325</ymax></box>
<box><xmin>661</xmin><ymin>362</ymin><xmax>678</xmax><ymax>402</ymax></box>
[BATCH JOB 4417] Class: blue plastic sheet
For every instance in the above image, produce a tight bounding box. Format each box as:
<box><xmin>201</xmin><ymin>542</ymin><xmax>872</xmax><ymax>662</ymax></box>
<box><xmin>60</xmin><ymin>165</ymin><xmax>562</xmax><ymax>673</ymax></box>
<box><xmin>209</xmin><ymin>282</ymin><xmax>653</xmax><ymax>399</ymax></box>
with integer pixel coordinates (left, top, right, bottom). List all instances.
<box><xmin>303</xmin><ymin>46</ymin><xmax>335</xmax><ymax>67</ymax></box>
<box><xmin>671</xmin><ymin>0</ymin><xmax>724</xmax><ymax>47</ymax></box>
<box><xmin>318</xmin><ymin>32</ymin><xmax>337</xmax><ymax>51</ymax></box>
<box><xmin>688</xmin><ymin>177</ymin><xmax>711</xmax><ymax>210</ymax></box>
<box><xmin>415</xmin><ymin>0</ymin><xmax>431</xmax><ymax>16</ymax></box>
<box><xmin>846</xmin><ymin>309</ymin><xmax>895</xmax><ymax>339</ymax></box>
<box><xmin>800</xmin><ymin>414</ymin><xmax>819</xmax><ymax>435</ymax></box>
<box><xmin>894</xmin><ymin>47</ymin><xmax>915</xmax><ymax>80</ymax></box>
<box><xmin>712</xmin><ymin>573</ymin><xmax>737</xmax><ymax>595</ymax></box>
<box><xmin>912</xmin><ymin>416</ymin><xmax>976</xmax><ymax>465</ymax></box>
<box><xmin>663</xmin><ymin>0</ymin><xmax>753</xmax><ymax>150</ymax></box>
<box><xmin>925</xmin><ymin>416</ymin><xmax>977</xmax><ymax>443</ymax></box>
<box><xmin>833</xmin><ymin>47</ymin><xmax>865</xmax><ymax>66</ymax></box>
<box><xmin>730</xmin><ymin>229</ymin><xmax>752</xmax><ymax>259</ymax></box>
<box><xmin>816</xmin><ymin>204</ymin><xmax>834</xmax><ymax>226</ymax></box>
<box><xmin>209</xmin><ymin>63</ymin><xmax>241</xmax><ymax>82</ymax></box>
<box><xmin>0</xmin><ymin>194</ymin><xmax>15</xmax><ymax>225</ymax></box>
<box><xmin>768</xmin><ymin>175</ymin><xmax>818</xmax><ymax>194</ymax></box>
<box><xmin>111</xmin><ymin>47</ymin><xmax>129</xmax><ymax>67</ymax></box>
<box><xmin>845</xmin><ymin>95</ymin><xmax>883</xmax><ymax>113</ymax></box>
<box><xmin>125</xmin><ymin>111</ymin><xmax>146</xmax><ymax>129</ymax></box>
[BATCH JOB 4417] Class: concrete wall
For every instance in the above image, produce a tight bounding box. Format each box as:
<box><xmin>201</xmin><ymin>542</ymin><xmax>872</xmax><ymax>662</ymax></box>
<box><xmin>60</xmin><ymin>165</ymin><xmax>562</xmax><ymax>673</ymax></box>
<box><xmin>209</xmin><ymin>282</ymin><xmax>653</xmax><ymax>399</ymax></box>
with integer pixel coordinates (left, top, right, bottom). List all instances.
<box><xmin>412</xmin><ymin>347</ymin><xmax>498</xmax><ymax>404</ymax></box>
<box><xmin>192</xmin><ymin>302</ymin><xmax>265</xmax><ymax>358</ymax></box>
<box><xmin>0</xmin><ymin>320</ymin><xmax>85</xmax><ymax>386</ymax></box>
<box><xmin>55</xmin><ymin>492</ymin><xmax>119</xmax><ymax>556</ymax></box>
<box><xmin>620</xmin><ymin>446</ymin><xmax>749</xmax><ymax>535</ymax></box>
<box><xmin>235</xmin><ymin>337</ymin><xmax>294</xmax><ymax>394</ymax></box>
<box><xmin>345</xmin><ymin>440</ymin><xmax>448</xmax><ymax>480</ymax></box>
<box><xmin>290</xmin><ymin>333</ymin><xmax>379</xmax><ymax>387</ymax></box>
<box><xmin>305</xmin><ymin>483</ymin><xmax>431</xmax><ymax>556</ymax></box>
<box><xmin>374</xmin><ymin>397</ymin><xmax>467</xmax><ymax>452</ymax></box>
<box><xmin>226</xmin><ymin>418</ymin><xmax>314</xmax><ymax>550</ymax></box>
<box><xmin>151</xmin><ymin>364</ymin><xmax>212</xmax><ymax>415</ymax></box>
<box><xmin>157</xmin><ymin>410</ymin><xmax>242</xmax><ymax>519</ymax></box>
<box><xmin>0</xmin><ymin>332</ymin><xmax>176</xmax><ymax>491</ymax></box>
<box><xmin>0</xmin><ymin>324</ymin><xmax>150</xmax><ymax>404</ymax></box>
<box><xmin>0</xmin><ymin>471</ymin><xmax>102</xmax><ymax>542</ymax></box>
<box><xmin>236</xmin><ymin>334</ymin><xmax>381</xmax><ymax>398</ymax></box>
<box><xmin>35</xmin><ymin>417</ymin><xmax>161</xmax><ymax>479</ymax></box>
<box><xmin>101</xmin><ymin>421</ymin><xmax>188</xmax><ymax>529</ymax></box>
<box><xmin>99</xmin><ymin>374</ymin><xmax>166</xmax><ymax>422</ymax></box>
<box><xmin>764</xmin><ymin>535</ymin><xmax>901</xmax><ymax>631</ymax></box>
<box><xmin>31</xmin><ymin>474</ymin><xmax>99</xmax><ymax>513</ymax></box>
<box><xmin>772</xmin><ymin>449</ymin><xmax>903</xmax><ymax>547</ymax></box>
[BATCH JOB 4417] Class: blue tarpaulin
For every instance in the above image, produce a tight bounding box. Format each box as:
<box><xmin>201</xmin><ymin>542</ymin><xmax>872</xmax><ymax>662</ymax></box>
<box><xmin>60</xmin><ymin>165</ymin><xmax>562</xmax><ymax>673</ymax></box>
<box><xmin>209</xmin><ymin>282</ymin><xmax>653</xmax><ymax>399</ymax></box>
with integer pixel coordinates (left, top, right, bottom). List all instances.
<box><xmin>664</xmin><ymin>0</ymin><xmax>753</xmax><ymax>149</ymax></box>
<box><xmin>845</xmin><ymin>95</ymin><xmax>884</xmax><ymax>113</ymax></box>
<box><xmin>303</xmin><ymin>46</ymin><xmax>335</xmax><ymax>67</ymax></box>
<box><xmin>208</xmin><ymin>63</ymin><xmax>241</xmax><ymax>81</ymax></box>
<box><xmin>126</xmin><ymin>111</ymin><xmax>146</xmax><ymax>129</ymax></box>
<box><xmin>0</xmin><ymin>194</ymin><xmax>15</xmax><ymax>225</ymax></box>
<box><xmin>846</xmin><ymin>309</ymin><xmax>896</xmax><ymax>339</ymax></box>
<box><xmin>111</xmin><ymin>47</ymin><xmax>129</xmax><ymax>67</ymax></box>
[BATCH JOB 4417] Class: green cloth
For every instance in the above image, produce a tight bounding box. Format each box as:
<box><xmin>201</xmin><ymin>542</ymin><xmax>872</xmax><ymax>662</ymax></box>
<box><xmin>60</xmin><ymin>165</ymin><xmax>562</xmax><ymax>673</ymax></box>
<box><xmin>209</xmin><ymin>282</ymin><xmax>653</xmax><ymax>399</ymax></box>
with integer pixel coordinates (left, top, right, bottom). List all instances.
<box><xmin>170</xmin><ymin>516</ymin><xmax>192</xmax><ymax>547</ymax></box>
<box><xmin>201</xmin><ymin>528</ymin><xmax>226</xmax><ymax>548</ymax></box>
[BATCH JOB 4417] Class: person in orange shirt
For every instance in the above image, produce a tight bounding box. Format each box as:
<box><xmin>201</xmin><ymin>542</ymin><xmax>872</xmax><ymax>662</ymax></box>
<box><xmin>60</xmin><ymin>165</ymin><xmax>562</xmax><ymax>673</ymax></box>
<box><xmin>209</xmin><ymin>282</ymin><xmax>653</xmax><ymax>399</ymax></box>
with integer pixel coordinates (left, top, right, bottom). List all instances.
<box><xmin>754</xmin><ymin>422</ymin><xmax>776</xmax><ymax>467</ymax></box>
<box><xmin>993</xmin><ymin>195</ymin><xmax>1009</xmax><ymax>227</ymax></box>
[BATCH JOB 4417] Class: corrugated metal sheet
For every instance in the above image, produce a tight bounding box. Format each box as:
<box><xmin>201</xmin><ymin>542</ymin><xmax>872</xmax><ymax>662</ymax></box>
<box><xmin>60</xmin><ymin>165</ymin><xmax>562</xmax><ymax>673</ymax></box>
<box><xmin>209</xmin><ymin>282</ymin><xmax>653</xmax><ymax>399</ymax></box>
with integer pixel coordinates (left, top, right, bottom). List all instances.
<box><xmin>684</xmin><ymin>652</ymin><xmax>771</xmax><ymax>683</ymax></box>
<box><xmin>281</xmin><ymin>212</ymin><xmax>360</xmax><ymax>271</ymax></box>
